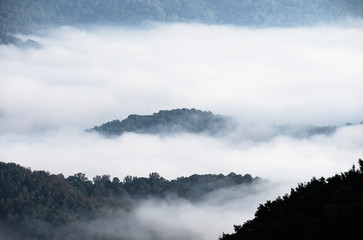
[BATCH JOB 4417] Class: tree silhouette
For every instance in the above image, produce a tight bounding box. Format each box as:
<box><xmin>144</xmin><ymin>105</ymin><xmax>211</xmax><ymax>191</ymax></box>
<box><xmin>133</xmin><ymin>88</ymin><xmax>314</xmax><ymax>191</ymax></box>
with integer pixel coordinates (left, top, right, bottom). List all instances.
<box><xmin>220</xmin><ymin>160</ymin><xmax>363</xmax><ymax>240</ymax></box>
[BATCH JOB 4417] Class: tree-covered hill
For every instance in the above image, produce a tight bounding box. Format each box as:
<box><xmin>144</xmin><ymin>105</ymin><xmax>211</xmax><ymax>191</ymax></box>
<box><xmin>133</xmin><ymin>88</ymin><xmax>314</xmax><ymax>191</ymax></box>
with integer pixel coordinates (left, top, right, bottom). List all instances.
<box><xmin>2</xmin><ymin>0</ymin><xmax>362</xmax><ymax>47</ymax></box>
<box><xmin>89</xmin><ymin>108</ymin><xmax>341</xmax><ymax>139</ymax></box>
<box><xmin>1</xmin><ymin>0</ymin><xmax>363</xmax><ymax>35</ymax></box>
<box><xmin>220</xmin><ymin>160</ymin><xmax>363</xmax><ymax>240</ymax></box>
<box><xmin>89</xmin><ymin>108</ymin><xmax>232</xmax><ymax>136</ymax></box>
<box><xmin>0</xmin><ymin>161</ymin><xmax>258</xmax><ymax>240</ymax></box>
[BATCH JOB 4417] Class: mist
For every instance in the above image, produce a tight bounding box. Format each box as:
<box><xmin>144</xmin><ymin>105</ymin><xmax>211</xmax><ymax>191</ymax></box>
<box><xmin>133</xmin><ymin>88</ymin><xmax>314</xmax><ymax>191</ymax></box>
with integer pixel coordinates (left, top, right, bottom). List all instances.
<box><xmin>1</xmin><ymin>22</ymin><xmax>363</xmax><ymax>239</ymax></box>
<box><xmin>63</xmin><ymin>182</ymin><xmax>287</xmax><ymax>240</ymax></box>
<box><xmin>1</xmin><ymin>22</ymin><xmax>363</xmax><ymax>133</ymax></box>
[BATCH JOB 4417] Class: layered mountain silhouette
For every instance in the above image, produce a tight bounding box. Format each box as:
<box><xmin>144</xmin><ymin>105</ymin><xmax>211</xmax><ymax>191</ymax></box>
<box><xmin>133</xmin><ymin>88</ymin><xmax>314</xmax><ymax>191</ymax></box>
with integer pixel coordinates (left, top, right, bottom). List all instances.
<box><xmin>89</xmin><ymin>108</ymin><xmax>340</xmax><ymax>139</ymax></box>
<box><xmin>1</xmin><ymin>0</ymin><xmax>363</xmax><ymax>36</ymax></box>
<box><xmin>0</xmin><ymin>161</ymin><xmax>259</xmax><ymax>240</ymax></box>
<box><xmin>89</xmin><ymin>108</ymin><xmax>232</xmax><ymax>136</ymax></box>
<box><xmin>220</xmin><ymin>160</ymin><xmax>363</xmax><ymax>240</ymax></box>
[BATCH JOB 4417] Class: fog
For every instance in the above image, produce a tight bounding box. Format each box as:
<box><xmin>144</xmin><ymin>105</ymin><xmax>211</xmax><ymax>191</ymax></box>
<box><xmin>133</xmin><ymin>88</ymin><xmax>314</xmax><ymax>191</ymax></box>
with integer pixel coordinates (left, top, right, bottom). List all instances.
<box><xmin>1</xmin><ymin>23</ymin><xmax>363</xmax><ymax>133</ymax></box>
<box><xmin>65</xmin><ymin>182</ymin><xmax>287</xmax><ymax>240</ymax></box>
<box><xmin>1</xmin><ymin>22</ymin><xmax>363</xmax><ymax>239</ymax></box>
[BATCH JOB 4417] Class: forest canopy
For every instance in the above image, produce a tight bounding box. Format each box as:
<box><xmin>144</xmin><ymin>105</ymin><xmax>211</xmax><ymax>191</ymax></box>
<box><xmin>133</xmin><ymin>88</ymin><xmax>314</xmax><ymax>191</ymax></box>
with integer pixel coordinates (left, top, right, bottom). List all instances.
<box><xmin>89</xmin><ymin>108</ymin><xmax>231</xmax><ymax>136</ymax></box>
<box><xmin>2</xmin><ymin>0</ymin><xmax>362</xmax><ymax>47</ymax></box>
<box><xmin>1</xmin><ymin>0</ymin><xmax>363</xmax><ymax>34</ymax></box>
<box><xmin>0</xmin><ymin>161</ymin><xmax>259</xmax><ymax>240</ymax></box>
<box><xmin>220</xmin><ymin>159</ymin><xmax>363</xmax><ymax>240</ymax></box>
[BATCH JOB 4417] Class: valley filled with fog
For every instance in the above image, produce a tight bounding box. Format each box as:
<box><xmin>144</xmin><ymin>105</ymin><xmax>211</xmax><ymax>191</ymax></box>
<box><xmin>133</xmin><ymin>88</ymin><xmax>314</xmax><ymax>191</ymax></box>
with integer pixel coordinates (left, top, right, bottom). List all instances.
<box><xmin>1</xmin><ymin>22</ymin><xmax>363</xmax><ymax>239</ymax></box>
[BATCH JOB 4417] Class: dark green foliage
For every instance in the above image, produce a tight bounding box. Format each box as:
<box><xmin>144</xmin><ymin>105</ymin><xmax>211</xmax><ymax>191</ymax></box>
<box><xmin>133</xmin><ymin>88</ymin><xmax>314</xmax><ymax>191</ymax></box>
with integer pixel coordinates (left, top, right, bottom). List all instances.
<box><xmin>122</xmin><ymin>172</ymin><xmax>258</xmax><ymax>201</ymax></box>
<box><xmin>220</xmin><ymin>160</ymin><xmax>363</xmax><ymax>240</ymax></box>
<box><xmin>1</xmin><ymin>0</ymin><xmax>363</xmax><ymax>36</ymax></box>
<box><xmin>0</xmin><ymin>162</ymin><xmax>99</xmax><ymax>240</ymax></box>
<box><xmin>0</xmin><ymin>161</ymin><xmax>258</xmax><ymax>239</ymax></box>
<box><xmin>90</xmin><ymin>108</ymin><xmax>232</xmax><ymax>136</ymax></box>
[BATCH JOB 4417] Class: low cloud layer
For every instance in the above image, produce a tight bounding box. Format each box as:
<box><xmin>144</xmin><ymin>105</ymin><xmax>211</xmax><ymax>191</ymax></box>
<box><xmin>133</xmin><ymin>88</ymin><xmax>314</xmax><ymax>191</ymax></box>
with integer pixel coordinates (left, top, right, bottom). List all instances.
<box><xmin>1</xmin><ymin>22</ymin><xmax>363</xmax><ymax>239</ymax></box>
<box><xmin>1</xmin><ymin>125</ymin><xmax>362</xmax><ymax>183</ymax></box>
<box><xmin>66</xmin><ymin>182</ymin><xmax>287</xmax><ymax>240</ymax></box>
<box><xmin>1</xmin><ymin>22</ymin><xmax>363</xmax><ymax>133</ymax></box>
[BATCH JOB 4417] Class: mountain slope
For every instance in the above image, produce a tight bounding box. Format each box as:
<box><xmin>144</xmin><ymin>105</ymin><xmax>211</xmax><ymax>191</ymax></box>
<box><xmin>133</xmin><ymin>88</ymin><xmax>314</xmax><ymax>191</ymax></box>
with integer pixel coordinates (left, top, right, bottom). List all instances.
<box><xmin>1</xmin><ymin>0</ymin><xmax>363</xmax><ymax>35</ymax></box>
<box><xmin>89</xmin><ymin>108</ymin><xmax>232</xmax><ymax>136</ymax></box>
<box><xmin>0</xmin><ymin>161</ymin><xmax>259</xmax><ymax>240</ymax></box>
<box><xmin>220</xmin><ymin>160</ymin><xmax>363</xmax><ymax>240</ymax></box>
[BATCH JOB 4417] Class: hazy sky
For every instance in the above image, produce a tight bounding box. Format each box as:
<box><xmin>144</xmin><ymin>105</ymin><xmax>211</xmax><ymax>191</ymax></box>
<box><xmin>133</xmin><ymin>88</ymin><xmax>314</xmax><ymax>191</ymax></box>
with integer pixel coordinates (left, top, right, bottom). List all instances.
<box><xmin>1</xmin><ymin>22</ymin><xmax>363</xmax><ymax>239</ymax></box>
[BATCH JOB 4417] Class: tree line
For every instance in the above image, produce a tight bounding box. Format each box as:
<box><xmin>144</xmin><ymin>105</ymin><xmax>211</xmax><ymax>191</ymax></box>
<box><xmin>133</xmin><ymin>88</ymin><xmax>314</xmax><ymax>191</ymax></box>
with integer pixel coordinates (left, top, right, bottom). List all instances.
<box><xmin>0</xmin><ymin>161</ymin><xmax>258</xmax><ymax>239</ymax></box>
<box><xmin>220</xmin><ymin>160</ymin><xmax>363</xmax><ymax>240</ymax></box>
<box><xmin>90</xmin><ymin>108</ymin><xmax>230</xmax><ymax>136</ymax></box>
<box><xmin>1</xmin><ymin>0</ymin><xmax>363</xmax><ymax>34</ymax></box>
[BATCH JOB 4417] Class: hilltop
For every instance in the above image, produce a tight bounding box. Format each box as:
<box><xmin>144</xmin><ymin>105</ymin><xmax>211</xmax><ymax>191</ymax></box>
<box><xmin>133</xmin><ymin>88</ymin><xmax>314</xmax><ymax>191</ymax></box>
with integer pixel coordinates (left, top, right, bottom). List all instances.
<box><xmin>89</xmin><ymin>108</ymin><xmax>232</xmax><ymax>136</ymax></box>
<box><xmin>0</xmin><ymin>161</ymin><xmax>259</xmax><ymax>240</ymax></box>
<box><xmin>220</xmin><ymin>160</ymin><xmax>363</xmax><ymax>240</ymax></box>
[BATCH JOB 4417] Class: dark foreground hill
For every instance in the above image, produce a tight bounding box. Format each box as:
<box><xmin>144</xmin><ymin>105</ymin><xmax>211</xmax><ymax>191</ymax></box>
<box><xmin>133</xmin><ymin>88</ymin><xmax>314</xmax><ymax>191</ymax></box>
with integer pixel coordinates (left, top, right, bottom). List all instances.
<box><xmin>89</xmin><ymin>108</ymin><xmax>232</xmax><ymax>136</ymax></box>
<box><xmin>0</xmin><ymin>161</ymin><xmax>258</xmax><ymax>240</ymax></box>
<box><xmin>220</xmin><ymin>160</ymin><xmax>363</xmax><ymax>240</ymax></box>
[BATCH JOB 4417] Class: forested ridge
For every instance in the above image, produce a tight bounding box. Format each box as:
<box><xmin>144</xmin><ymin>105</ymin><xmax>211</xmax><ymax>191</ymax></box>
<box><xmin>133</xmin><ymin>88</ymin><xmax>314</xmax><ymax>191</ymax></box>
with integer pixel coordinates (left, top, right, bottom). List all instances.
<box><xmin>1</xmin><ymin>0</ymin><xmax>363</xmax><ymax>47</ymax></box>
<box><xmin>90</xmin><ymin>108</ymin><xmax>231</xmax><ymax>136</ymax></box>
<box><xmin>2</xmin><ymin>0</ymin><xmax>362</xmax><ymax>47</ymax></box>
<box><xmin>1</xmin><ymin>0</ymin><xmax>363</xmax><ymax>35</ymax></box>
<box><xmin>2</xmin><ymin>160</ymin><xmax>362</xmax><ymax>240</ymax></box>
<box><xmin>90</xmin><ymin>108</ymin><xmax>342</xmax><ymax>139</ymax></box>
<box><xmin>220</xmin><ymin>160</ymin><xmax>363</xmax><ymax>240</ymax></box>
<box><xmin>0</xmin><ymin>161</ymin><xmax>258</xmax><ymax>240</ymax></box>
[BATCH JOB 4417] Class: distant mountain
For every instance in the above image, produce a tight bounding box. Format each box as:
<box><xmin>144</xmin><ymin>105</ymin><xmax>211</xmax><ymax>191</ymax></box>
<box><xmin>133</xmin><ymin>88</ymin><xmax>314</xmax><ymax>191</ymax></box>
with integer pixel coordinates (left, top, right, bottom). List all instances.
<box><xmin>220</xmin><ymin>160</ymin><xmax>363</xmax><ymax>240</ymax></box>
<box><xmin>89</xmin><ymin>108</ymin><xmax>232</xmax><ymax>136</ymax></box>
<box><xmin>1</xmin><ymin>0</ymin><xmax>363</xmax><ymax>36</ymax></box>
<box><xmin>0</xmin><ymin>32</ymin><xmax>42</xmax><ymax>48</ymax></box>
<box><xmin>89</xmin><ymin>108</ymin><xmax>343</xmax><ymax>139</ymax></box>
<box><xmin>274</xmin><ymin>124</ymin><xmax>337</xmax><ymax>139</ymax></box>
<box><xmin>0</xmin><ymin>161</ymin><xmax>259</xmax><ymax>240</ymax></box>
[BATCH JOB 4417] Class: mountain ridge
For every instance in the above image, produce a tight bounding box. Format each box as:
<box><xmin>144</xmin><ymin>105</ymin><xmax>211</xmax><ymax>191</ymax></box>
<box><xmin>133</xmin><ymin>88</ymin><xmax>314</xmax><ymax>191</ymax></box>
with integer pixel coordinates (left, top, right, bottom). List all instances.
<box><xmin>88</xmin><ymin>108</ymin><xmax>345</xmax><ymax>140</ymax></box>
<box><xmin>0</xmin><ymin>161</ymin><xmax>260</xmax><ymax>240</ymax></box>
<box><xmin>89</xmin><ymin>108</ymin><xmax>232</xmax><ymax>136</ymax></box>
<box><xmin>220</xmin><ymin>160</ymin><xmax>363</xmax><ymax>240</ymax></box>
<box><xmin>1</xmin><ymin>0</ymin><xmax>363</xmax><ymax>36</ymax></box>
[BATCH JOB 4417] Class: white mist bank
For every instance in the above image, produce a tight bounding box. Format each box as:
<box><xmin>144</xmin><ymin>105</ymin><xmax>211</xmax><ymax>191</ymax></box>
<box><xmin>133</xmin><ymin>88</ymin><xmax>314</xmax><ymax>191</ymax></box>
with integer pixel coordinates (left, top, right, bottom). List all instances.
<box><xmin>68</xmin><ymin>182</ymin><xmax>288</xmax><ymax>240</ymax></box>
<box><xmin>1</xmin><ymin>23</ymin><xmax>363</xmax><ymax>134</ymax></box>
<box><xmin>1</xmin><ymin>22</ymin><xmax>363</xmax><ymax>239</ymax></box>
<box><xmin>0</xmin><ymin>125</ymin><xmax>362</xmax><ymax>183</ymax></box>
